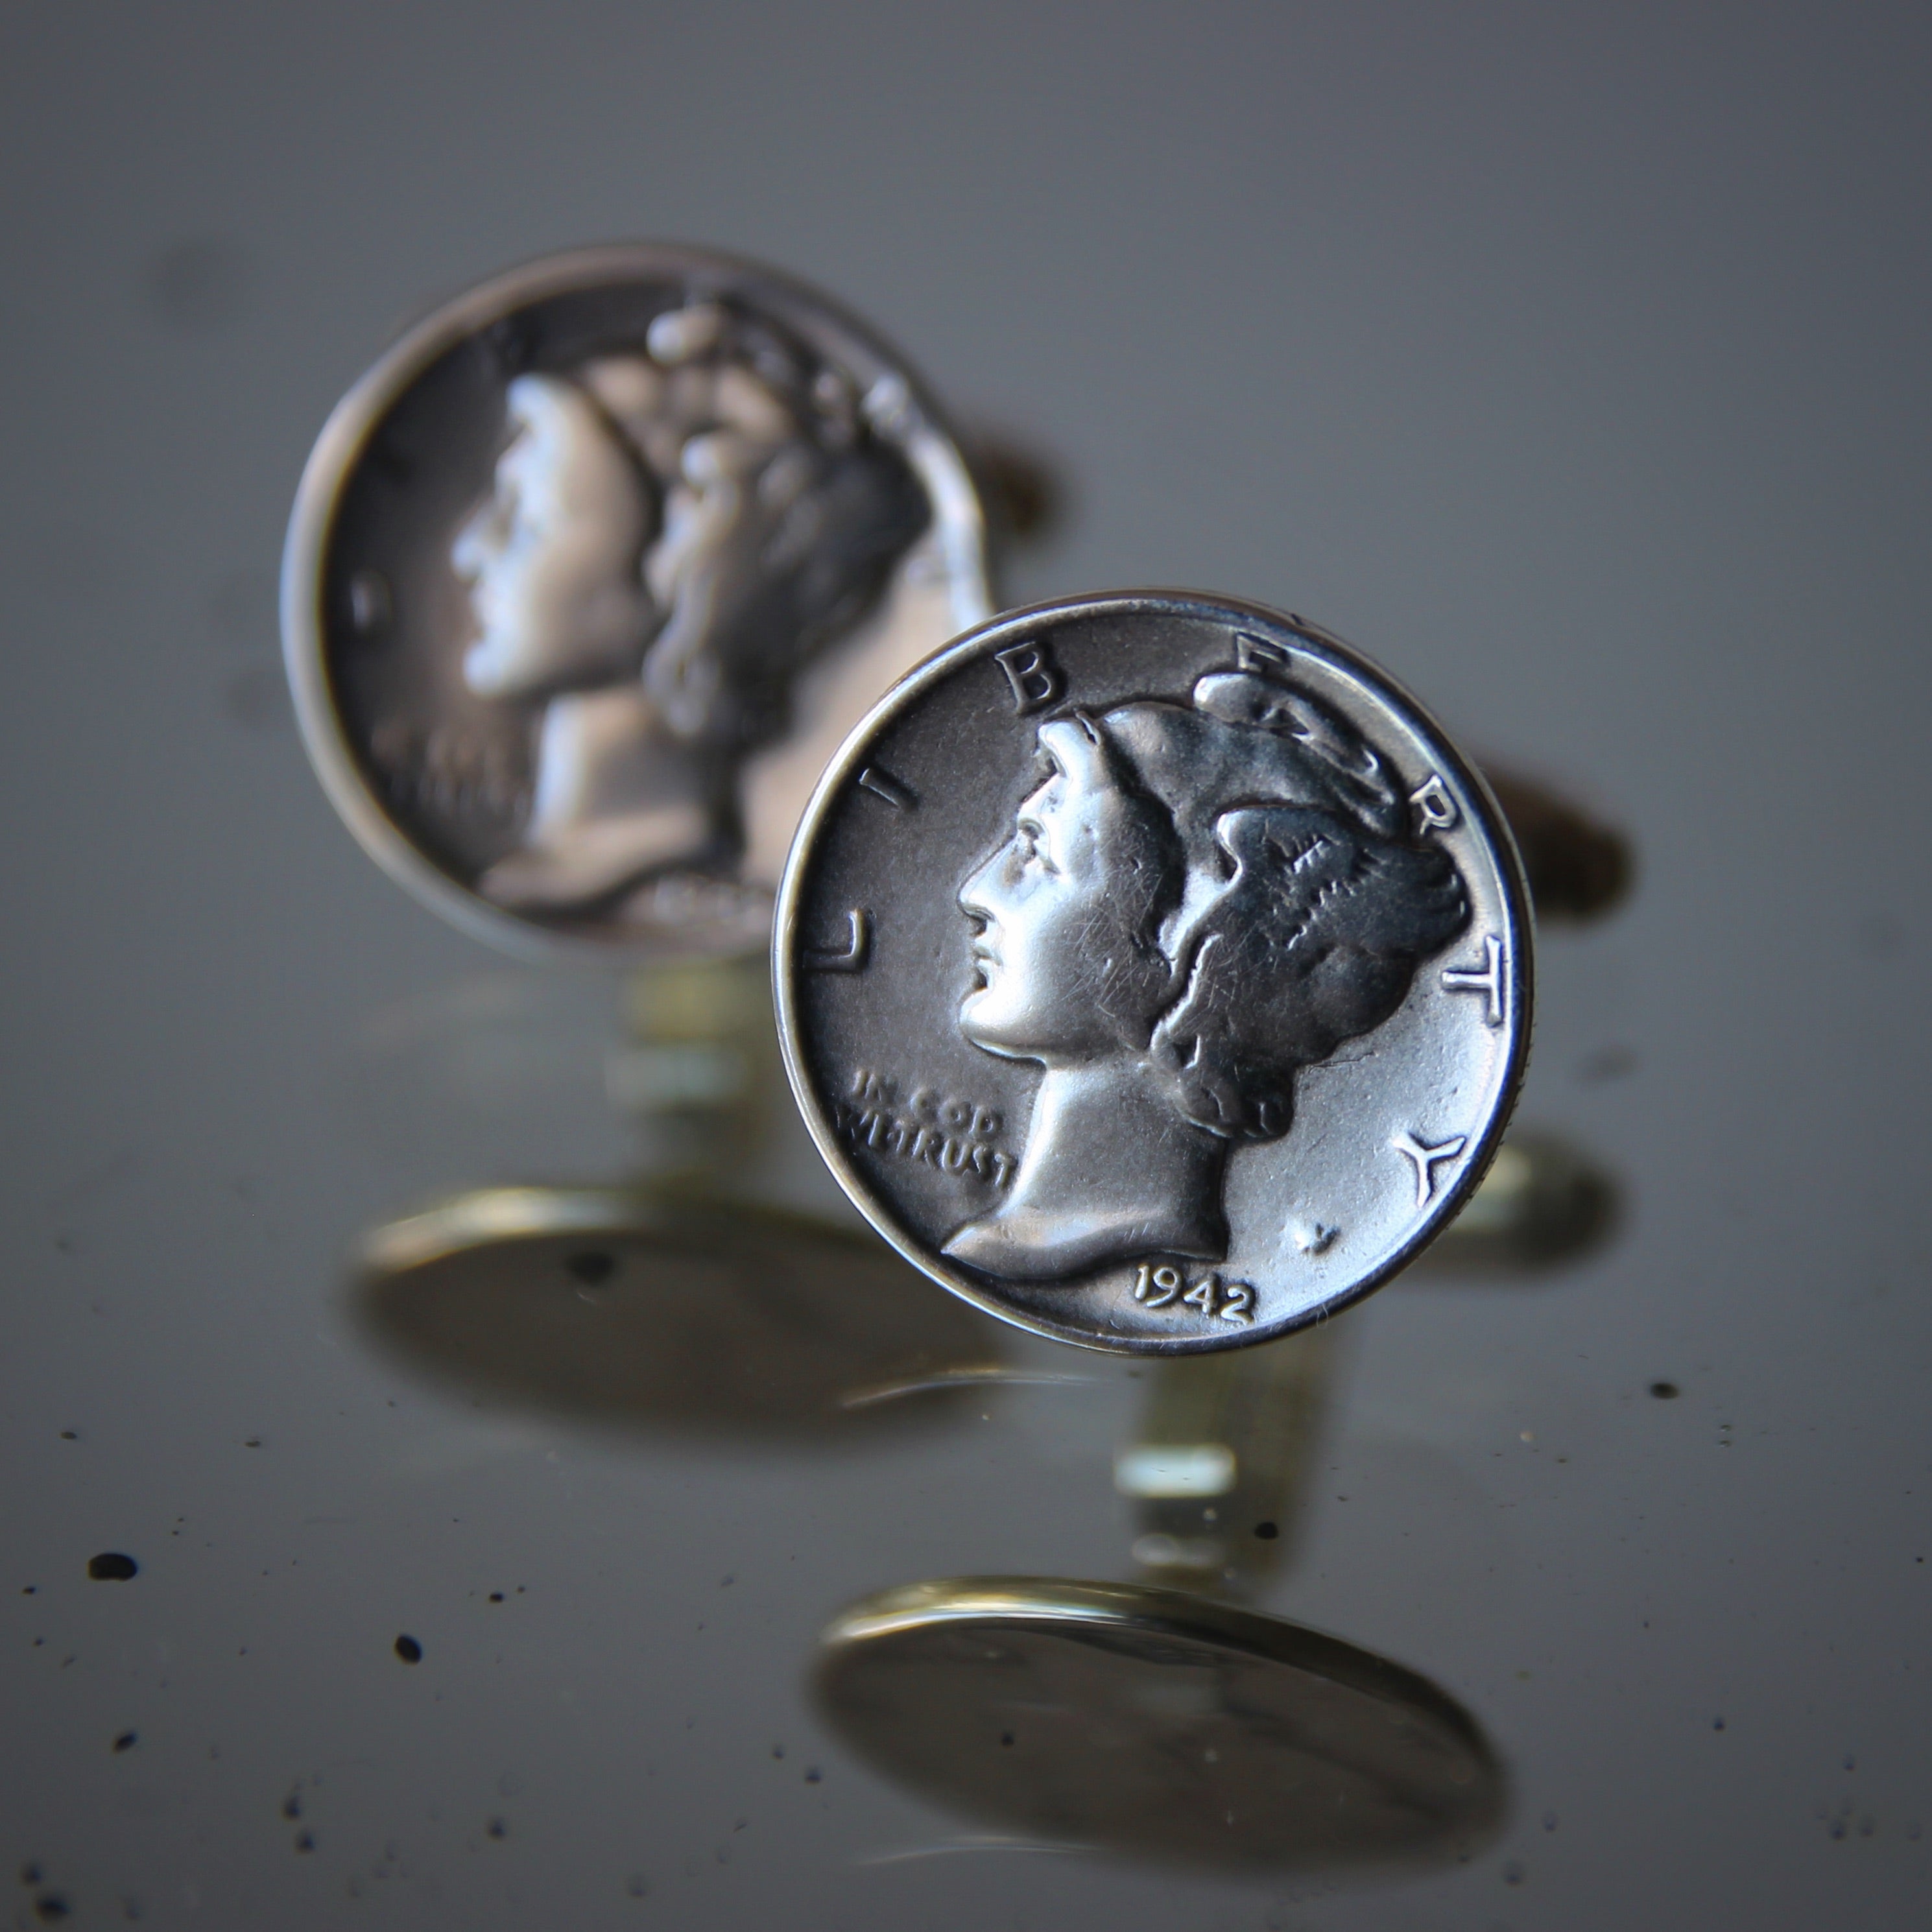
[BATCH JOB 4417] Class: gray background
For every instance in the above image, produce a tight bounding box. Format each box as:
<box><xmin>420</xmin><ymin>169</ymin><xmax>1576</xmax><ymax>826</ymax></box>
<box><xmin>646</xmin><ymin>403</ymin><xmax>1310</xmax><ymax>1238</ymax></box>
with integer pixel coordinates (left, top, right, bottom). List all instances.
<box><xmin>3</xmin><ymin>3</ymin><xmax>1929</xmax><ymax>1928</ymax></box>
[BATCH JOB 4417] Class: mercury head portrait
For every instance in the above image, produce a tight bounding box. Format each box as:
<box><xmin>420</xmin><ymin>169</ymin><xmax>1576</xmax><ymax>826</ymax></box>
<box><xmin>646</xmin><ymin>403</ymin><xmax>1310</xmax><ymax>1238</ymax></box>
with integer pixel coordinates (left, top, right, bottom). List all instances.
<box><xmin>451</xmin><ymin>298</ymin><xmax>928</xmax><ymax>915</ymax></box>
<box><xmin>944</xmin><ymin>651</ymin><xmax>1472</xmax><ymax>1282</ymax></box>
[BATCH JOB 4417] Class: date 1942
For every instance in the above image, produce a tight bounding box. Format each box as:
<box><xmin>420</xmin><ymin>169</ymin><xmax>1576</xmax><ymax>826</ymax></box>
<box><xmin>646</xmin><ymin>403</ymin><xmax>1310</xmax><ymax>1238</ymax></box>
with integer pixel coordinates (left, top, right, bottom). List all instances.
<box><xmin>1132</xmin><ymin>1263</ymin><xmax>1256</xmax><ymax>1325</ymax></box>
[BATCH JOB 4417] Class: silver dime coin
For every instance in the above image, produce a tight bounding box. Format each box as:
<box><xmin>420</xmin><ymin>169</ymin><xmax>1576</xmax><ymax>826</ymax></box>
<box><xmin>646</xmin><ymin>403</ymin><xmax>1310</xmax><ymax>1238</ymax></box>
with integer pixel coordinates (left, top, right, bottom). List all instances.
<box><xmin>283</xmin><ymin>244</ymin><xmax>992</xmax><ymax>960</ymax></box>
<box><xmin>775</xmin><ymin>591</ymin><xmax>1532</xmax><ymax>1353</ymax></box>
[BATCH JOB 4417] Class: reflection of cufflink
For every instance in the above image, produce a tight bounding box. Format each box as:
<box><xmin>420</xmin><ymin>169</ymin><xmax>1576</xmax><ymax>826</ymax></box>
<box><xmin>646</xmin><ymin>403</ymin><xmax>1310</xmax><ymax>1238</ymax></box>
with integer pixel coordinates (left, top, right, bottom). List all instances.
<box><xmin>355</xmin><ymin>1187</ymin><xmax>1005</xmax><ymax>1441</ymax></box>
<box><xmin>815</xmin><ymin>1576</ymin><xmax>1505</xmax><ymax>1871</ymax></box>
<box><xmin>283</xmin><ymin>243</ymin><xmax>992</xmax><ymax>962</ymax></box>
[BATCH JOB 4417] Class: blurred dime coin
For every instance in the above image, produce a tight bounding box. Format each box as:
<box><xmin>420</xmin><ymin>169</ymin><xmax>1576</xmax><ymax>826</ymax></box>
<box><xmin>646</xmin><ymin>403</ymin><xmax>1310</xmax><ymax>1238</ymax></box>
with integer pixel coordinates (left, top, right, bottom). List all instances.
<box><xmin>776</xmin><ymin>591</ymin><xmax>1532</xmax><ymax>1352</ymax></box>
<box><xmin>283</xmin><ymin>244</ymin><xmax>991</xmax><ymax>959</ymax></box>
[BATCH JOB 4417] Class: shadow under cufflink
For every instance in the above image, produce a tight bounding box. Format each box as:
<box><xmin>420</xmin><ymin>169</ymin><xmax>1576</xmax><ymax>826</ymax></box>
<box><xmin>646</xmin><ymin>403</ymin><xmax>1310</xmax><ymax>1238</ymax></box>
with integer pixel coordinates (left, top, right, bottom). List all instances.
<box><xmin>1411</xmin><ymin>1131</ymin><xmax>1621</xmax><ymax>1277</ymax></box>
<box><xmin>815</xmin><ymin>1577</ymin><xmax>1506</xmax><ymax>1876</ymax></box>
<box><xmin>1481</xmin><ymin>765</ymin><xmax>1633</xmax><ymax>925</ymax></box>
<box><xmin>960</xmin><ymin>428</ymin><xmax>1068</xmax><ymax>557</ymax></box>
<box><xmin>353</xmin><ymin>1187</ymin><xmax>1004</xmax><ymax>1441</ymax></box>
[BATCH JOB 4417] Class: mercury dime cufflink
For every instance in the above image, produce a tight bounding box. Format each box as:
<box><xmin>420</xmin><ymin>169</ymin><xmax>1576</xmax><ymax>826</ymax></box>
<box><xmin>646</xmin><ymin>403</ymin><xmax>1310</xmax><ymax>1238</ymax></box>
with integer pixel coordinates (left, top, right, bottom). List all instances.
<box><xmin>282</xmin><ymin>243</ymin><xmax>992</xmax><ymax>960</ymax></box>
<box><xmin>774</xmin><ymin>591</ymin><xmax>1533</xmax><ymax>1353</ymax></box>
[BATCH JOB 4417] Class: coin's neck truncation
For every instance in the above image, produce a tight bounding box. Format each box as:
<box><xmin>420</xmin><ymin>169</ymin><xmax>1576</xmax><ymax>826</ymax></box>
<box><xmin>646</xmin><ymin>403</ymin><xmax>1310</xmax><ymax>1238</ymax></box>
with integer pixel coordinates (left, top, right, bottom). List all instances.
<box><xmin>940</xmin><ymin>1061</ymin><xmax>1229</xmax><ymax>1281</ymax></box>
<box><xmin>477</xmin><ymin>686</ymin><xmax>731</xmax><ymax>912</ymax></box>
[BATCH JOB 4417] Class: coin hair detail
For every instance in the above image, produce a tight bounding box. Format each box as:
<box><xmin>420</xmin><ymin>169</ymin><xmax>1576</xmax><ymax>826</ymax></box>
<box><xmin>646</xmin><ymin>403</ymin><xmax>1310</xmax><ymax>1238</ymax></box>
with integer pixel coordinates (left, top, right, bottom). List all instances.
<box><xmin>944</xmin><ymin>652</ymin><xmax>1472</xmax><ymax>1279</ymax></box>
<box><xmin>1135</xmin><ymin>787</ymin><xmax>1471</xmax><ymax>1142</ymax></box>
<box><xmin>1003</xmin><ymin>667</ymin><xmax>1471</xmax><ymax>1146</ymax></box>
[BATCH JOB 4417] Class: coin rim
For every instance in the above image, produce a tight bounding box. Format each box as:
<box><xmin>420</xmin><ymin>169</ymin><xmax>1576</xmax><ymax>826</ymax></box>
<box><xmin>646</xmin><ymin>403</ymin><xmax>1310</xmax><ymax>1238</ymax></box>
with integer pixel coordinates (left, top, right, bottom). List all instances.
<box><xmin>281</xmin><ymin>240</ymin><xmax>992</xmax><ymax>964</ymax></box>
<box><xmin>774</xmin><ymin>589</ymin><xmax>1534</xmax><ymax>1354</ymax></box>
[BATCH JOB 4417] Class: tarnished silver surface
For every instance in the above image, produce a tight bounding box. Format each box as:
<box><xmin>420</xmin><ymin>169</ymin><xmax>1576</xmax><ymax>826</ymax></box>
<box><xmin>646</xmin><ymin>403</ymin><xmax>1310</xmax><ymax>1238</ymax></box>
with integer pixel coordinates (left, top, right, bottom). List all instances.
<box><xmin>815</xmin><ymin>1576</ymin><xmax>1505</xmax><ymax>1872</ymax></box>
<box><xmin>776</xmin><ymin>592</ymin><xmax>1532</xmax><ymax>1352</ymax></box>
<box><xmin>283</xmin><ymin>244</ymin><xmax>991</xmax><ymax>959</ymax></box>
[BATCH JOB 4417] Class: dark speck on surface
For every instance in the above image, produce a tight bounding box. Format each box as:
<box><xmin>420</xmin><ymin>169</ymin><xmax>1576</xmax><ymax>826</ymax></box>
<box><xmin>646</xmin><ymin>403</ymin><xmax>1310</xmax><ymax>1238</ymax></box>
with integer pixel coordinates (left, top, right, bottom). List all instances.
<box><xmin>244</xmin><ymin>1438</ymin><xmax>261</xmax><ymax>1449</ymax></box>
<box><xmin>294</xmin><ymin>1832</ymin><xmax>314</xmax><ymax>1854</ymax></box>
<box><xmin>112</xmin><ymin>1731</ymin><xmax>137</xmax><ymax>1753</ymax></box>
<box><xmin>394</xmin><ymin>1634</ymin><xmax>423</xmax><ymax>1664</ymax></box>
<box><xmin>489</xmin><ymin>1592</ymin><xmax>504</xmax><ymax>1603</ymax></box>
<box><xmin>1649</xmin><ymin>1382</ymin><xmax>1680</xmax><ymax>1400</ymax></box>
<box><xmin>89</xmin><ymin>1553</ymin><xmax>139</xmax><ymax>1580</ymax></box>
<box><xmin>804</xmin><ymin>1767</ymin><xmax>822</xmax><ymax>1783</ymax></box>
<box><xmin>19</xmin><ymin>1864</ymin><xmax>42</xmax><ymax>1885</ymax></box>
<box><xmin>34</xmin><ymin>1896</ymin><xmax>70</xmax><ymax>1923</ymax></box>
<box><xmin>565</xmin><ymin>1249</ymin><xmax>616</xmax><ymax>1285</ymax></box>
<box><xmin>486</xmin><ymin>1817</ymin><xmax>507</xmax><ymax>1841</ymax></box>
<box><xmin>1713</xmin><ymin>1715</ymin><xmax>1726</xmax><ymax>1731</ymax></box>
<box><xmin>999</xmin><ymin>1731</ymin><xmax>1015</xmax><ymax>1747</ymax></box>
<box><xmin>626</xmin><ymin>1874</ymin><xmax>650</xmax><ymax>1898</ymax></box>
<box><xmin>59</xmin><ymin>1431</ymin><xmax>77</xmax><ymax>1441</ymax></box>
<box><xmin>1254</xmin><ymin>1520</ymin><xmax>1279</xmax><ymax>1540</ymax></box>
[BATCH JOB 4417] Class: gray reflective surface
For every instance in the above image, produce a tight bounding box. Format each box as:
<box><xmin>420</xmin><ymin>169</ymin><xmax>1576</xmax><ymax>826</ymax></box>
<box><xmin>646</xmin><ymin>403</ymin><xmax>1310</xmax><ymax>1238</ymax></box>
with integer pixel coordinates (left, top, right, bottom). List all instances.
<box><xmin>5</xmin><ymin>6</ymin><xmax>1931</xmax><ymax>1929</ymax></box>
